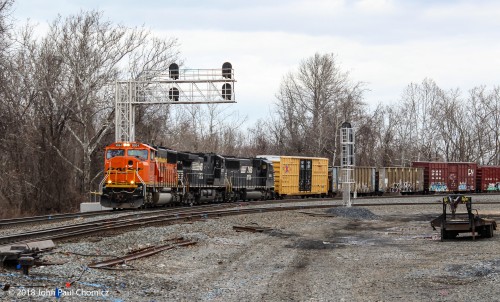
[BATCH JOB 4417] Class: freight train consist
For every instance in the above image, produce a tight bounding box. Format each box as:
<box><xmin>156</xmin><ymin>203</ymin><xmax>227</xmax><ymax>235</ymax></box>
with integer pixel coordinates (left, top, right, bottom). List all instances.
<box><xmin>99</xmin><ymin>142</ymin><xmax>329</xmax><ymax>208</ymax></box>
<box><xmin>99</xmin><ymin>142</ymin><xmax>500</xmax><ymax>209</ymax></box>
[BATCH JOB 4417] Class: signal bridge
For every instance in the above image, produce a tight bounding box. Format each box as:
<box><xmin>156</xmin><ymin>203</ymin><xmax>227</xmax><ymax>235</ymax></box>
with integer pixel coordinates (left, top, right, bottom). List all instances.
<box><xmin>115</xmin><ymin>62</ymin><xmax>236</xmax><ymax>142</ymax></box>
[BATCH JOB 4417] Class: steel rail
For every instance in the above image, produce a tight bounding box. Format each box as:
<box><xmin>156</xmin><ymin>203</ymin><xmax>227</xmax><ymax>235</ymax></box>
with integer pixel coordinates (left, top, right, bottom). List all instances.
<box><xmin>0</xmin><ymin>204</ymin><xmax>238</xmax><ymax>245</ymax></box>
<box><xmin>0</xmin><ymin>210</ymin><xmax>117</xmax><ymax>228</ymax></box>
<box><xmin>4</xmin><ymin>201</ymin><xmax>492</xmax><ymax>247</ymax></box>
<box><xmin>2</xmin><ymin>194</ymin><xmax>499</xmax><ymax>229</ymax></box>
<box><xmin>0</xmin><ymin>202</ymin><xmax>235</xmax><ymax>229</ymax></box>
<box><xmin>88</xmin><ymin>239</ymin><xmax>197</xmax><ymax>268</ymax></box>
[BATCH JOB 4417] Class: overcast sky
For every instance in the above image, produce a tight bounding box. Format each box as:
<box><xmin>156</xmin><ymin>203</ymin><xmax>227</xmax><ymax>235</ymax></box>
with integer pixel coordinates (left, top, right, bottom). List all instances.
<box><xmin>10</xmin><ymin>0</ymin><xmax>500</xmax><ymax>126</ymax></box>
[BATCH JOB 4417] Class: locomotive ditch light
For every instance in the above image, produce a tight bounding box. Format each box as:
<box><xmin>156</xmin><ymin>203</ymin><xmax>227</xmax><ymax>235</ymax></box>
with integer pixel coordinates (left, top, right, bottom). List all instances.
<box><xmin>130</xmin><ymin>180</ymin><xmax>135</xmax><ymax>185</ymax></box>
<box><xmin>107</xmin><ymin>180</ymin><xmax>112</xmax><ymax>184</ymax></box>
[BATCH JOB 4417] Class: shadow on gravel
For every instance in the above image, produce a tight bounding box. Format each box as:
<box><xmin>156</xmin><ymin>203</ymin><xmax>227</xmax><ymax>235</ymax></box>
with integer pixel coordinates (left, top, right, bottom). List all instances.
<box><xmin>326</xmin><ymin>207</ymin><xmax>379</xmax><ymax>220</ymax></box>
<box><xmin>266</xmin><ymin>229</ymin><xmax>299</xmax><ymax>239</ymax></box>
<box><xmin>383</xmin><ymin>214</ymin><xmax>438</xmax><ymax>222</ymax></box>
<box><xmin>426</xmin><ymin>259</ymin><xmax>500</xmax><ymax>287</ymax></box>
<box><xmin>446</xmin><ymin>259</ymin><xmax>500</xmax><ymax>278</ymax></box>
<box><xmin>293</xmin><ymin>258</ymin><xmax>310</xmax><ymax>269</ymax></box>
<box><xmin>285</xmin><ymin>239</ymin><xmax>341</xmax><ymax>250</ymax></box>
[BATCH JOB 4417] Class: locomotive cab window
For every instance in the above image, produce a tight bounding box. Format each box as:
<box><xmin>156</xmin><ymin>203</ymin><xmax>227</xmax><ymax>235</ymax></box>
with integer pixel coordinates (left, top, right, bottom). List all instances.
<box><xmin>106</xmin><ymin>149</ymin><xmax>124</xmax><ymax>159</ymax></box>
<box><xmin>128</xmin><ymin>149</ymin><xmax>148</xmax><ymax>160</ymax></box>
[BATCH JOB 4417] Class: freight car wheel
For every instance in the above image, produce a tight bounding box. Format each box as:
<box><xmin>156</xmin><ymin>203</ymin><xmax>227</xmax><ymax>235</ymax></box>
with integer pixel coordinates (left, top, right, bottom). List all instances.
<box><xmin>441</xmin><ymin>229</ymin><xmax>458</xmax><ymax>240</ymax></box>
<box><xmin>482</xmin><ymin>225</ymin><xmax>494</xmax><ymax>238</ymax></box>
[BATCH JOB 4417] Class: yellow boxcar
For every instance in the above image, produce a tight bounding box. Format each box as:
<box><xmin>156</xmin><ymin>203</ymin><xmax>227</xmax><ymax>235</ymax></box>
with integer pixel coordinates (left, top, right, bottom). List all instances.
<box><xmin>274</xmin><ymin>156</ymin><xmax>329</xmax><ymax>196</ymax></box>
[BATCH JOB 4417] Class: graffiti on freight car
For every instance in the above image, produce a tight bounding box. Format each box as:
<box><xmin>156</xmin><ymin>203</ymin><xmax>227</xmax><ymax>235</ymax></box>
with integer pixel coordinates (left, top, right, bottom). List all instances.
<box><xmin>390</xmin><ymin>182</ymin><xmax>414</xmax><ymax>192</ymax></box>
<box><xmin>356</xmin><ymin>183</ymin><xmax>371</xmax><ymax>193</ymax></box>
<box><xmin>458</xmin><ymin>182</ymin><xmax>467</xmax><ymax>191</ymax></box>
<box><xmin>487</xmin><ymin>183</ymin><xmax>500</xmax><ymax>191</ymax></box>
<box><xmin>429</xmin><ymin>182</ymin><xmax>448</xmax><ymax>192</ymax></box>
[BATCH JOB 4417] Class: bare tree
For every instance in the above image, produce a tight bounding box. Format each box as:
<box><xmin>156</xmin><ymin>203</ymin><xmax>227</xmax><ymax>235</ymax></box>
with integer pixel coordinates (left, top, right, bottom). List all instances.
<box><xmin>0</xmin><ymin>10</ymin><xmax>181</xmax><ymax>214</ymax></box>
<box><xmin>468</xmin><ymin>86</ymin><xmax>500</xmax><ymax>164</ymax></box>
<box><xmin>271</xmin><ymin>53</ymin><xmax>366</xmax><ymax>161</ymax></box>
<box><xmin>390</xmin><ymin>79</ymin><xmax>444</xmax><ymax>164</ymax></box>
<box><xmin>355</xmin><ymin>104</ymin><xmax>390</xmax><ymax>166</ymax></box>
<box><xmin>38</xmin><ymin>11</ymin><xmax>181</xmax><ymax>195</ymax></box>
<box><xmin>0</xmin><ymin>0</ymin><xmax>12</xmax><ymax>56</ymax></box>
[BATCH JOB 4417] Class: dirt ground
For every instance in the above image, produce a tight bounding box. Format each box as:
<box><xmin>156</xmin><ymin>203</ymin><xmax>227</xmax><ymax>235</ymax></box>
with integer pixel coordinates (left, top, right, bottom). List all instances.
<box><xmin>2</xmin><ymin>196</ymin><xmax>500</xmax><ymax>301</ymax></box>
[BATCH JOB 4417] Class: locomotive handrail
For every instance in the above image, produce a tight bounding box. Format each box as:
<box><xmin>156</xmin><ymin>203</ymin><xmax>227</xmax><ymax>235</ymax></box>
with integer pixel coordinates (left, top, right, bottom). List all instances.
<box><xmin>98</xmin><ymin>173</ymin><xmax>107</xmax><ymax>194</ymax></box>
<box><xmin>135</xmin><ymin>164</ymin><xmax>146</xmax><ymax>197</ymax></box>
<box><xmin>225</xmin><ymin>177</ymin><xmax>233</xmax><ymax>192</ymax></box>
<box><xmin>99</xmin><ymin>163</ymin><xmax>113</xmax><ymax>194</ymax></box>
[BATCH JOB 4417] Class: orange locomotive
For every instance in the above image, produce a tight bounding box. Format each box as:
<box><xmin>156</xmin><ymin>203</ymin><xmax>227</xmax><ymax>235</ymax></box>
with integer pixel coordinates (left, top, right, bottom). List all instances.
<box><xmin>100</xmin><ymin>142</ymin><xmax>177</xmax><ymax>208</ymax></box>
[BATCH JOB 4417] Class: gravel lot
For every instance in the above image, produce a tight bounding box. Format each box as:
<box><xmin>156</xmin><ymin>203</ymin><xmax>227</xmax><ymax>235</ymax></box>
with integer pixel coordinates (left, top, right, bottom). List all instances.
<box><xmin>2</xmin><ymin>195</ymin><xmax>500</xmax><ymax>301</ymax></box>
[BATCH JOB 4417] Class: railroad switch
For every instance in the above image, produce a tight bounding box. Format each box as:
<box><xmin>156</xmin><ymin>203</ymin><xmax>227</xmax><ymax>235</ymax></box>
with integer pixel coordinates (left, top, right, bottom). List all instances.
<box><xmin>18</xmin><ymin>256</ymin><xmax>35</xmax><ymax>275</ymax></box>
<box><xmin>1</xmin><ymin>240</ymin><xmax>55</xmax><ymax>275</ymax></box>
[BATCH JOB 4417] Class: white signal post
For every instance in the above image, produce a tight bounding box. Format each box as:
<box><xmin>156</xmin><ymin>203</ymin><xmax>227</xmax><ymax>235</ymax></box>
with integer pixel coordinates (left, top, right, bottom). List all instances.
<box><xmin>340</xmin><ymin>122</ymin><xmax>355</xmax><ymax>207</ymax></box>
<box><xmin>115</xmin><ymin>63</ymin><xmax>236</xmax><ymax>142</ymax></box>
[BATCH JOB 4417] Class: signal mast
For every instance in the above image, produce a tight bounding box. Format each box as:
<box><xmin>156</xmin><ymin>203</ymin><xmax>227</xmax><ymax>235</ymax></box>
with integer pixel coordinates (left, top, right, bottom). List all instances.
<box><xmin>115</xmin><ymin>62</ymin><xmax>236</xmax><ymax>142</ymax></box>
<box><xmin>340</xmin><ymin>122</ymin><xmax>355</xmax><ymax>207</ymax></box>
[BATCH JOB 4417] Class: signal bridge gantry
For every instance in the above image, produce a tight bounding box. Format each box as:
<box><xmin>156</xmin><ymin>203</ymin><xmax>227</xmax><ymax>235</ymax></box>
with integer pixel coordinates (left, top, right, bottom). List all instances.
<box><xmin>115</xmin><ymin>62</ymin><xmax>236</xmax><ymax>142</ymax></box>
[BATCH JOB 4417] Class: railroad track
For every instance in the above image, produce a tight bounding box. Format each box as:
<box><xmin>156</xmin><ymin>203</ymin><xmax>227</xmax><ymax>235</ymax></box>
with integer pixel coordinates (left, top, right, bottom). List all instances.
<box><xmin>0</xmin><ymin>202</ymin><xmax>240</xmax><ymax>229</ymax></box>
<box><xmin>0</xmin><ymin>210</ymin><xmax>117</xmax><ymax>228</ymax></box>
<box><xmin>0</xmin><ymin>203</ymin><xmax>239</xmax><ymax>245</ymax></box>
<box><xmin>4</xmin><ymin>199</ymin><xmax>497</xmax><ymax>246</ymax></box>
<box><xmin>3</xmin><ymin>196</ymin><xmax>500</xmax><ymax>247</ymax></box>
<box><xmin>2</xmin><ymin>193</ymin><xmax>500</xmax><ymax>229</ymax></box>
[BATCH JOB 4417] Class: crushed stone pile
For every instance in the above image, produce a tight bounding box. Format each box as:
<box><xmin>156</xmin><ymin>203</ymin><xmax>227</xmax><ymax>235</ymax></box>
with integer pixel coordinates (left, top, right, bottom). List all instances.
<box><xmin>326</xmin><ymin>207</ymin><xmax>379</xmax><ymax>220</ymax></box>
